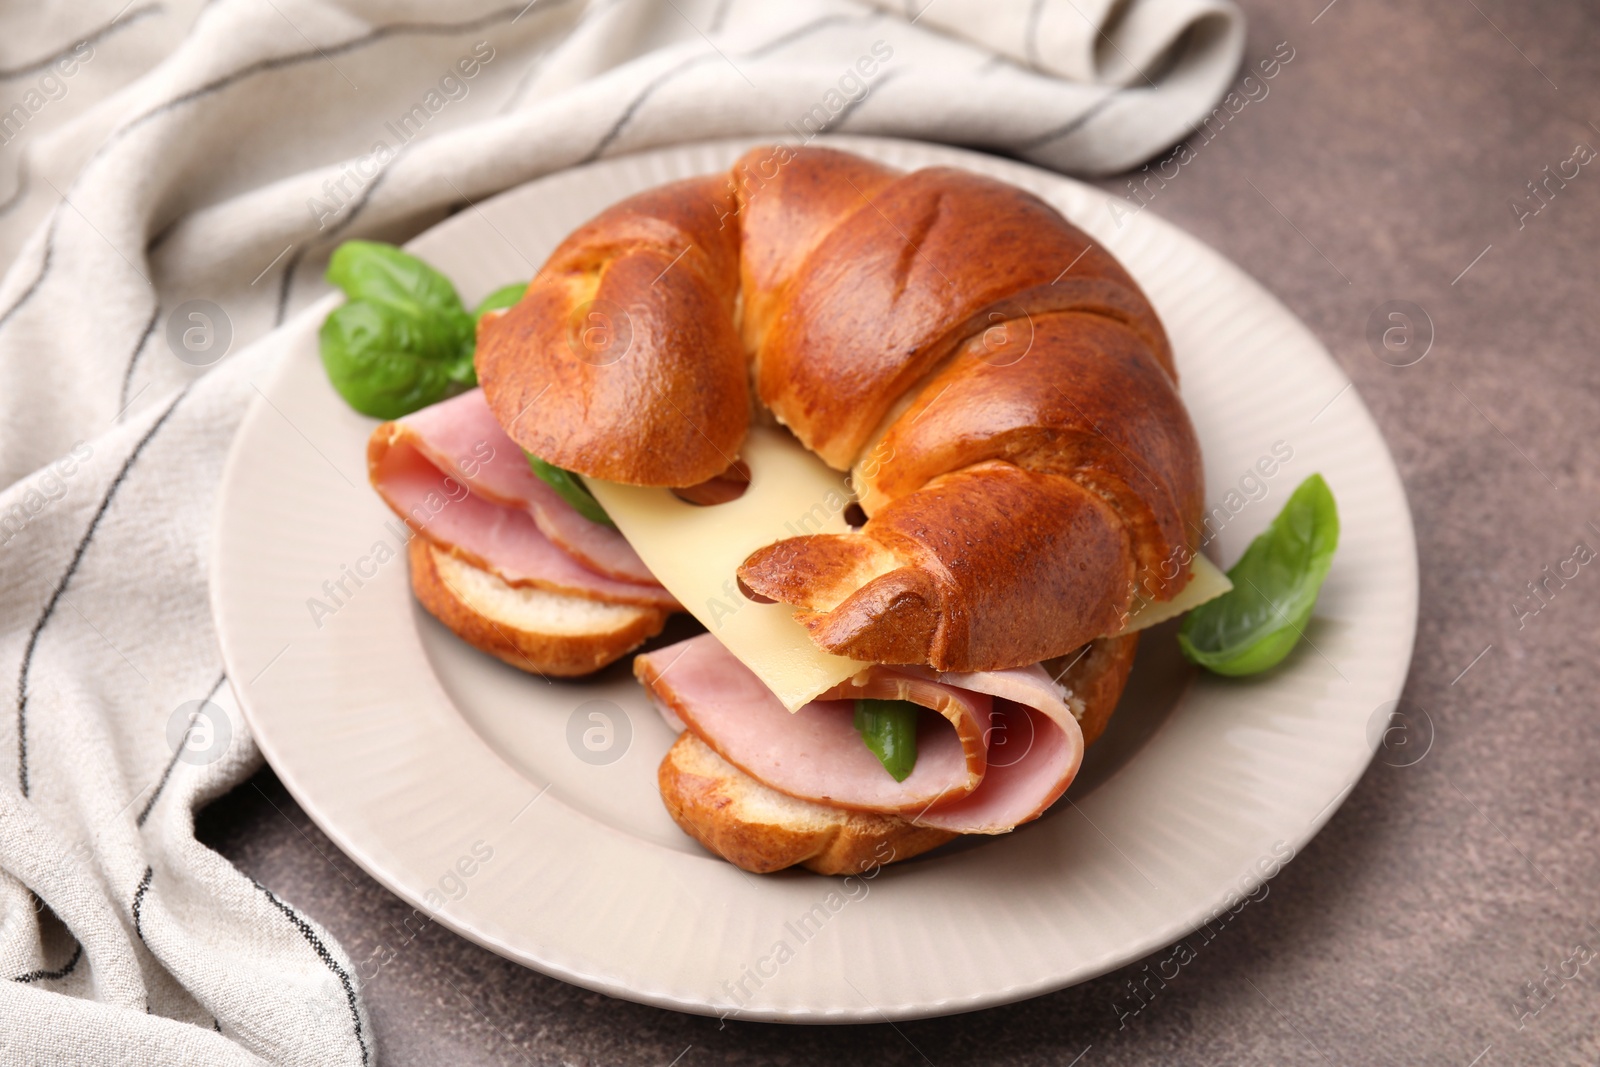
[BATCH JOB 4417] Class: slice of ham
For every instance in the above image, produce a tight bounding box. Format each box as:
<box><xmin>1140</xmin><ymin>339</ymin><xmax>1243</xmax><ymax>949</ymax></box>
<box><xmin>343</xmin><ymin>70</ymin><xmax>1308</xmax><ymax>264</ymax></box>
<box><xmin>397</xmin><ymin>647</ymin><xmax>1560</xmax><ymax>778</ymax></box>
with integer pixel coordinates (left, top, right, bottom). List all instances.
<box><xmin>368</xmin><ymin>412</ymin><xmax>679</xmax><ymax>610</ymax></box>
<box><xmin>826</xmin><ymin>663</ymin><xmax>1084</xmax><ymax>833</ymax></box>
<box><xmin>636</xmin><ymin>634</ymin><xmax>1085</xmax><ymax>834</ymax></box>
<box><xmin>636</xmin><ymin>634</ymin><xmax>985</xmax><ymax>813</ymax></box>
<box><xmin>388</xmin><ymin>389</ymin><xmax>656</xmax><ymax>584</ymax></box>
<box><xmin>907</xmin><ymin>704</ymin><xmax>1075</xmax><ymax>833</ymax></box>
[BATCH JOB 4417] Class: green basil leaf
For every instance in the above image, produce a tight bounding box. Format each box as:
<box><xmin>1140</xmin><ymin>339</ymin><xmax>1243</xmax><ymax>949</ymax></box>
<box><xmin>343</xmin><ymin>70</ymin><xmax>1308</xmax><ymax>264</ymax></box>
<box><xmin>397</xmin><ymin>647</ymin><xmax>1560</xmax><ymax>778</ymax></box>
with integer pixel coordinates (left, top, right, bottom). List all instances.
<box><xmin>319</xmin><ymin>241</ymin><xmax>476</xmax><ymax>419</ymax></box>
<box><xmin>1178</xmin><ymin>473</ymin><xmax>1340</xmax><ymax>676</ymax></box>
<box><xmin>327</xmin><ymin>240</ymin><xmax>466</xmax><ymax>318</ymax></box>
<box><xmin>318</xmin><ymin>301</ymin><xmax>474</xmax><ymax>419</ymax></box>
<box><xmin>473</xmin><ymin>282</ymin><xmax>528</xmax><ymax>323</ymax></box>
<box><xmin>854</xmin><ymin>699</ymin><xmax>920</xmax><ymax>782</ymax></box>
<box><xmin>525</xmin><ymin>451</ymin><xmax>615</xmax><ymax>528</ymax></box>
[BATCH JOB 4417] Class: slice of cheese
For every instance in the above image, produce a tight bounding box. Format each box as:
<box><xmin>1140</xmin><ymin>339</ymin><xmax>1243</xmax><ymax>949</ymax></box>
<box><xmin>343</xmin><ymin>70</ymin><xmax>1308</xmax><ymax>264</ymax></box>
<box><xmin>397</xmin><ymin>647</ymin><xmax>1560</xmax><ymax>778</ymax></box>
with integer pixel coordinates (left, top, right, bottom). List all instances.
<box><xmin>588</xmin><ymin>427</ymin><xmax>1232</xmax><ymax>710</ymax></box>
<box><xmin>1113</xmin><ymin>552</ymin><xmax>1232</xmax><ymax>635</ymax></box>
<box><xmin>587</xmin><ymin>428</ymin><xmax>872</xmax><ymax>711</ymax></box>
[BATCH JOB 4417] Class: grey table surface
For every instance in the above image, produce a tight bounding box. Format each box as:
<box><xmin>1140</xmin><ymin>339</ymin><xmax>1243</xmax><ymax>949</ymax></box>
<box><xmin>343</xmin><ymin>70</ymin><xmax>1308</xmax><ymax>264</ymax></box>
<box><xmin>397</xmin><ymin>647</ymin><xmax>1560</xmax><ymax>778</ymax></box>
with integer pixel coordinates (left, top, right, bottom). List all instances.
<box><xmin>198</xmin><ymin>1</ymin><xmax>1600</xmax><ymax>1063</ymax></box>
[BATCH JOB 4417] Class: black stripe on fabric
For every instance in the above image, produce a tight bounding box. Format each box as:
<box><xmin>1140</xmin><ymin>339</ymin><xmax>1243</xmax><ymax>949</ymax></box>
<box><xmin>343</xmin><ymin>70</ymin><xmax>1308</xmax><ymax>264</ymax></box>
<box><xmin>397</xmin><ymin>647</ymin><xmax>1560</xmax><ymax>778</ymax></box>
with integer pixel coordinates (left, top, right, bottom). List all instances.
<box><xmin>274</xmin><ymin>134</ymin><xmax>417</xmax><ymax>326</ymax></box>
<box><xmin>144</xmin><ymin>213</ymin><xmax>182</xmax><ymax>254</ymax></box>
<box><xmin>977</xmin><ymin>53</ymin><xmax>1009</xmax><ymax>75</ymax></box>
<box><xmin>0</xmin><ymin>140</ymin><xmax>36</xmax><ymax>217</ymax></box>
<box><xmin>0</xmin><ymin>3</ymin><xmax>548</xmax><ymax>338</ymax></box>
<box><xmin>15</xmin><ymin>383</ymin><xmax>192</xmax><ymax>796</ymax></box>
<box><xmin>581</xmin><ymin>52</ymin><xmax>716</xmax><ymax>164</ymax></box>
<box><xmin>708</xmin><ymin>0</ymin><xmax>737</xmax><ymax>35</ymax></box>
<box><xmin>0</xmin><ymin>4</ymin><xmax>164</xmax><ymax>82</ymax></box>
<box><xmin>136</xmin><ymin>669</ymin><xmax>227</xmax><ymax>828</ymax></box>
<box><xmin>130</xmin><ymin>865</ymin><xmax>154</xmax><ymax>939</ymax></box>
<box><xmin>495</xmin><ymin>0</ymin><xmax>610</xmax><ymax>117</ymax></box>
<box><xmin>10</xmin><ymin>941</ymin><xmax>83</xmax><ymax>984</ymax></box>
<box><xmin>825</xmin><ymin>67</ymin><xmax>902</xmax><ymax>131</ymax></box>
<box><xmin>742</xmin><ymin>11</ymin><xmax>877</xmax><ymax>61</ymax></box>
<box><xmin>497</xmin><ymin>47</ymin><xmax>552</xmax><ymax>114</ymax></box>
<box><xmin>0</xmin><ymin>208</ymin><xmax>59</xmax><ymax>334</ymax></box>
<box><xmin>0</xmin><ymin>6</ymin><xmax>166</xmax><ymax>221</ymax></box>
<box><xmin>1024</xmin><ymin>0</ymin><xmax>1048</xmax><ymax>72</ymax></box>
<box><xmin>273</xmin><ymin>248</ymin><xmax>305</xmax><ymax>328</ymax></box>
<box><xmin>116</xmin><ymin>302</ymin><xmax>163</xmax><ymax>419</ymax></box>
<box><xmin>583</xmin><ymin>10</ymin><xmax>880</xmax><ymax>164</ymax></box>
<box><xmin>255</xmin><ymin>881</ymin><xmax>370</xmax><ymax>1067</ymax></box>
<box><xmin>130</xmin><ymin>0</ymin><xmax>549</xmax><ymax>148</ymax></box>
<box><xmin>1013</xmin><ymin>87</ymin><xmax>1120</xmax><ymax>151</ymax></box>
<box><xmin>277</xmin><ymin>0</ymin><xmax>622</xmax><ymax>322</ymax></box>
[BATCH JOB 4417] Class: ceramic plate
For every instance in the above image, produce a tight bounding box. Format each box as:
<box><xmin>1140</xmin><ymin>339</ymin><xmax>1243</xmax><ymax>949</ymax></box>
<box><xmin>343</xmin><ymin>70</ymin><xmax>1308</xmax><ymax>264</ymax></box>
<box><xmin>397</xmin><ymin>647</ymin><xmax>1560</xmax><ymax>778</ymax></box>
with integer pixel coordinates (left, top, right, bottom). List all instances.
<box><xmin>211</xmin><ymin>137</ymin><xmax>1417</xmax><ymax>1021</ymax></box>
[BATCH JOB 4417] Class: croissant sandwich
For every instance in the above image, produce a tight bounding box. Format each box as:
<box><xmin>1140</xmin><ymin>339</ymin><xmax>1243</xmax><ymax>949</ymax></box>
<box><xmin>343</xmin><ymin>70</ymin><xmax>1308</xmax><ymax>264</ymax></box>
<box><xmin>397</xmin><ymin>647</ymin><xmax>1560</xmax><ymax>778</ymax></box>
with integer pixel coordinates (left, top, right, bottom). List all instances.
<box><xmin>365</xmin><ymin>145</ymin><xmax>1214</xmax><ymax>874</ymax></box>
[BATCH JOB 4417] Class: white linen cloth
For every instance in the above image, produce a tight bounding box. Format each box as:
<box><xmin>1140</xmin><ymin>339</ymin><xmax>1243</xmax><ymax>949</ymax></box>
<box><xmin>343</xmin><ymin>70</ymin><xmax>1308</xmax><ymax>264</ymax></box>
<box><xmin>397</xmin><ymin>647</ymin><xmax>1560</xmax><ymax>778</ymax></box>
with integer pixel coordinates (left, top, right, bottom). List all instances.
<box><xmin>0</xmin><ymin>0</ymin><xmax>1242</xmax><ymax>1061</ymax></box>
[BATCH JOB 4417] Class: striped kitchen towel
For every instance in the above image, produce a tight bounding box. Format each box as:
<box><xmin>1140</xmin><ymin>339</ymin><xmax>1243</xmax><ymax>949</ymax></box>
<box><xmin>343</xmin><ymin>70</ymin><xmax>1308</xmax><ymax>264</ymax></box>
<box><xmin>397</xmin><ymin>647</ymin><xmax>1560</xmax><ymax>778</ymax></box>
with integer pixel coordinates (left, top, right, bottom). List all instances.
<box><xmin>0</xmin><ymin>0</ymin><xmax>1242</xmax><ymax>1062</ymax></box>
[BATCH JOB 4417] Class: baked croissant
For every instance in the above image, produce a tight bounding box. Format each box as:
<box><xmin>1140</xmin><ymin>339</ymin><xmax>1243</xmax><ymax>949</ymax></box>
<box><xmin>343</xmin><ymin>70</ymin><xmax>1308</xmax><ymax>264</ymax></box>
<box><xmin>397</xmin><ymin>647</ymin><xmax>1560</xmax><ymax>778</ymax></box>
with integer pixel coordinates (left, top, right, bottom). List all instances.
<box><xmin>476</xmin><ymin>145</ymin><xmax>1204</xmax><ymax>672</ymax></box>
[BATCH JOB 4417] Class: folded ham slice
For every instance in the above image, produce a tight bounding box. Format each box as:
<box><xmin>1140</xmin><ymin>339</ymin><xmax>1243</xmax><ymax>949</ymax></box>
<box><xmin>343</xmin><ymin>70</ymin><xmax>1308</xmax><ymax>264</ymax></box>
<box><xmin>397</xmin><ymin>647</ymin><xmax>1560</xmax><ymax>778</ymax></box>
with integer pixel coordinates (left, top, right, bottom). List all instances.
<box><xmin>368</xmin><ymin>390</ymin><xmax>679</xmax><ymax>610</ymax></box>
<box><xmin>386</xmin><ymin>389</ymin><xmax>656</xmax><ymax>580</ymax></box>
<box><xmin>636</xmin><ymin>634</ymin><xmax>1085</xmax><ymax>835</ymax></box>
<box><xmin>887</xmin><ymin>666</ymin><xmax>1084</xmax><ymax>833</ymax></box>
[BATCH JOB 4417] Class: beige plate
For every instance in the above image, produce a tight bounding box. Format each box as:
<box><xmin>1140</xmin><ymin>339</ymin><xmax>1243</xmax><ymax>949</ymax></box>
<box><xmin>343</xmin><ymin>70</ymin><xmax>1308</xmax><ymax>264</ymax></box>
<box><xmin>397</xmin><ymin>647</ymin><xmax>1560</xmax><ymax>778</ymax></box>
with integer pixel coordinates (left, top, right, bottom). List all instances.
<box><xmin>212</xmin><ymin>137</ymin><xmax>1418</xmax><ymax>1021</ymax></box>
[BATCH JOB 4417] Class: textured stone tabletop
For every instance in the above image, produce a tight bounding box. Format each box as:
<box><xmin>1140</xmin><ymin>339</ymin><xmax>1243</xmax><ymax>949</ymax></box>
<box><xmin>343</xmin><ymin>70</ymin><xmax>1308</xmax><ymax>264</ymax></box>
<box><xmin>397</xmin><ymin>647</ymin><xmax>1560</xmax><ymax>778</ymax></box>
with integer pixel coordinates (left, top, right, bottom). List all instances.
<box><xmin>200</xmin><ymin>1</ymin><xmax>1600</xmax><ymax>1062</ymax></box>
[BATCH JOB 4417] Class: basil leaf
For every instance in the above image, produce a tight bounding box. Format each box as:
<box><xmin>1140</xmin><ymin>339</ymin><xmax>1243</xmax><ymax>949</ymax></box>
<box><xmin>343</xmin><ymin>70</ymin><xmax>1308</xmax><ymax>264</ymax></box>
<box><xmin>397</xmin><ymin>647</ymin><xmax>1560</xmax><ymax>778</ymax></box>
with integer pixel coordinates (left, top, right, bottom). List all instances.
<box><xmin>318</xmin><ymin>301</ymin><xmax>470</xmax><ymax>420</ymax></box>
<box><xmin>319</xmin><ymin>241</ymin><xmax>476</xmax><ymax>419</ymax></box>
<box><xmin>854</xmin><ymin>699</ymin><xmax>919</xmax><ymax>782</ymax></box>
<box><xmin>525</xmin><ymin>451</ymin><xmax>615</xmax><ymax>528</ymax></box>
<box><xmin>1178</xmin><ymin>473</ymin><xmax>1340</xmax><ymax>676</ymax></box>
<box><xmin>327</xmin><ymin>240</ymin><xmax>466</xmax><ymax>319</ymax></box>
<box><xmin>473</xmin><ymin>282</ymin><xmax>528</xmax><ymax>323</ymax></box>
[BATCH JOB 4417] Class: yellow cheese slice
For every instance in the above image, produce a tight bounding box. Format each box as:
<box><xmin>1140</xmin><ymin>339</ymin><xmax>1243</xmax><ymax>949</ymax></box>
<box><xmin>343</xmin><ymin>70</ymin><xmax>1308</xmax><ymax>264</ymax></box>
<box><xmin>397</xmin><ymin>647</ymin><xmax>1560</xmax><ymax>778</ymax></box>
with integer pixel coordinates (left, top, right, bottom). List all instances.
<box><xmin>586</xmin><ymin>428</ymin><xmax>872</xmax><ymax>711</ymax></box>
<box><xmin>1112</xmin><ymin>551</ymin><xmax>1232</xmax><ymax>635</ymax></box>
<box><xmin>588</xmin><ymin>427</ymin><xmax>1231</xmax><ymax>709</ymax></box>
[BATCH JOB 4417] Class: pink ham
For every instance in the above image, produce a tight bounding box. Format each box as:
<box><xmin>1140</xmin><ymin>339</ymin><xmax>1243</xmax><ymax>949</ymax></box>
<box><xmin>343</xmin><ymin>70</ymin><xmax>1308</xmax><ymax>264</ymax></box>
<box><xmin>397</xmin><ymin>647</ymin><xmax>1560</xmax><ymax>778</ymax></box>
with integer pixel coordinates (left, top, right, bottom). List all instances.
<box><xmin>897</xmin><ymin>663</ymin><xmax>1085</xmax><ymax>831</ymax></box>
<box><xmin>636</xmin><ymin>634</ymin><xmax>1085</xmax><ymax>834</ymax></box>
<box><xmin>909</xmin><ymin>705</ymin><xmax>1077</xmax><ymax>833</ymax></box>
<box><xmin>391</xmin><ymin>389</ymin><xmax>656</xmax><ymax>584</ymax></box>
<box><xmin>368</xmin><ymin>416</ymin><xmax>679</xmax><ymax>610</ymax></box>
<box><xmin>636</xmin><ymin>634</ymin><xmax>984</xmax><ymax>813</ymax></box>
